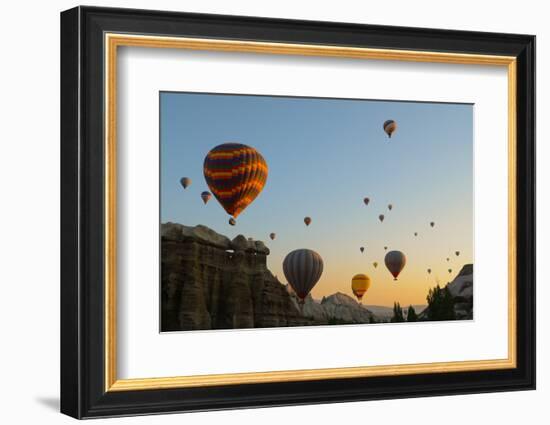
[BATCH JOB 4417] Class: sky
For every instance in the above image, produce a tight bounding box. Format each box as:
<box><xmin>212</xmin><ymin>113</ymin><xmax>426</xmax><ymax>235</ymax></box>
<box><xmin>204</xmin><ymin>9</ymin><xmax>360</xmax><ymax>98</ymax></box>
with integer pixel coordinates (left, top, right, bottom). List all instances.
<box><xmin>160</xmin><ymin>91</ymin><xmax>473</xmax><ymax>307</ymax></box>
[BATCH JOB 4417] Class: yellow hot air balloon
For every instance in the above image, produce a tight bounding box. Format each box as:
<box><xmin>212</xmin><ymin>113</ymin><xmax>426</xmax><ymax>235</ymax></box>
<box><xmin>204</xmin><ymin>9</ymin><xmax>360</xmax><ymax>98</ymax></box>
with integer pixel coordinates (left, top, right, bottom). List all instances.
<box><xmin>351</xmin><ymin>274</ymin><xmax>371</xmax><ymax>303</ymax></box>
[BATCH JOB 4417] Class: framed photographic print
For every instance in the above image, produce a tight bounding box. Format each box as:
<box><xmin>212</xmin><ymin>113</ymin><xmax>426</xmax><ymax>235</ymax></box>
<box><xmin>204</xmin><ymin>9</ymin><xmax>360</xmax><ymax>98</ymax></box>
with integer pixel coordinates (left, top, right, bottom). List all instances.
<box><xmin>60</xmin><ymin>6</ymin><xmax>535</xmax><ymax>419</ymax></box>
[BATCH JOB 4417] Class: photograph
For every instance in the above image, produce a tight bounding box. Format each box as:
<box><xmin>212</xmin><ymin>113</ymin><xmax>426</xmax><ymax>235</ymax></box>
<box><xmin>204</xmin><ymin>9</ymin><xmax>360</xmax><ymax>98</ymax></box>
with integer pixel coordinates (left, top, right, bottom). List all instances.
<box><xmin>160</xmin><ymin>92</ymin><xmax>474</xmax><ymax>332</ymax></box>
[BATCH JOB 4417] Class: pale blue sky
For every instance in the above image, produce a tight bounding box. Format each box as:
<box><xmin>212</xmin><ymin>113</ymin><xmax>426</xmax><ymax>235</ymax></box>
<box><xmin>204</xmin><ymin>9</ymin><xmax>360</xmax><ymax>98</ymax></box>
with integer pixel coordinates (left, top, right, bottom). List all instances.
<box><xmin>160</xmin><ymin>92</ymin><xmax>473</xmax><ymax>306</ymax></box>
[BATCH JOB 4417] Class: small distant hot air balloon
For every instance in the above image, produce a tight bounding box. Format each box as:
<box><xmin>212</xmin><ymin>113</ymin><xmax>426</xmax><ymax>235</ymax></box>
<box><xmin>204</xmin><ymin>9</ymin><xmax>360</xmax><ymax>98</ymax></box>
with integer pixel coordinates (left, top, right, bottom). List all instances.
<box><xmin>270</xmin><ymin>233</ymin><xmax>276</xmax><ymax>240</ymax></box>
<box><xmin>455</xmin><ymin>251</ymin><xmax>460</xmax><ymax>256</ymax></box>
<box><xmin>360</xmin><ymin>247</ymin><xmax>365</xmax><ymax>253</ymax></box>
<box><xmin>383</xmin><ymin>119</ymin><xmax>397</xmax><ymax>138</ymax></box>
<box><xmin>379</xmin><ymin>214</ymin><xmax>385</xmax><ymax>222</ymax></box>
<box><xmin>201</xmin><ymin>191</ymin><xmax>212</xmax><ymax>204</ymax></box>
<box><xmin>384</xmin><ymin>250</ymin><xmax>406</xmax><ymax>281</ymax></box>
<box><xmin>304</xmin><ymin>217</ymin><xmax>312</xmax><ymax>226</ymax></box>
<box><xmin>384</xmin><ymin>246</ymin><xmax>388</xmax><ymax>251</ymax></box>
<box><xmin>180</xmin><ymin>177</ymin><xmax>191</xmax><ymax>189</ymax></box>
<box><xmin>203</xmin><ymin>143</ymin><xmax>268</xmax><ymax>218</ymax></box>
<box><xmin>430</xmin><ymin>221</ymin><xmax>435</xmax><ymax>228</ymax></box>
<box><xmin>448</xmin><ymin>268</ymin><xmax>452</xmax><ymax>274</ymax></box>
<box><xmin>427</xmin><ymin>268</ymin><xmax>432</xmax><ymax>274</ymax></box>
<box><xmin>446</xmin><ymin>257</ymin><xmax>450</xmax><ymax>262</ymax></box>
<box><xmin>283</xmin><ymin>249</ymin><xmax>324</xmax><ymax>305</ymax></box>
<box><xmin>351</xmin><ymin>274</ymin><xmax>371</xmax><ymax>303</ymax></box>
<box><xmin>228</xmin><ymin>217</ymin><xmax>236</xmax><ymax>226</ymax></box>
<box><xmin>388</xmin><ymin>204</ymin><xmax>393</xmax><ymax>211</ymax></box>
<box><xmin>363</xmin><ymin>197</ymin><xmax>370</xmax><ymax>206</ymax></box>
<box><xmin>373</xmin><ymin>262</ymin><xmax>378</xmax><ymax>268</ymax></box>
<box><xmin>414</xmin><ymin>232</ymin><xmax>418</xmax><ymax>237</ymax></box>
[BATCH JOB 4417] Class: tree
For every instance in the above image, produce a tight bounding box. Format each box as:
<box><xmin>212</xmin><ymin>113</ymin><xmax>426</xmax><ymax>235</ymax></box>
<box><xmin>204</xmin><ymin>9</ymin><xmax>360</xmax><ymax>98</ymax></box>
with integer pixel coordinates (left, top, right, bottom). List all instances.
<box><xmin>407</xmin><ymin>305</ymin><xmax>418</xmax><ymax>322</ymax></box>
<box><xmin>426</xmin><ymin>285</ymin><xmax>456</xmax><ymax>321</ymax></box>
<box><xmin>391</xmin><ymin>302</ymin><xmax>405</xmax><ymax>323</ymax></box>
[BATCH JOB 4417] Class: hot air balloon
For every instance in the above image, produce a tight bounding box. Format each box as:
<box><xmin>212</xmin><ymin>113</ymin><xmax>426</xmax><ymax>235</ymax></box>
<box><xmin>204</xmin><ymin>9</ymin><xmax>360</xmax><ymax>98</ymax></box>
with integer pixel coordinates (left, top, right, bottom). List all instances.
<box><xmin>448</xmin><ymin>268</ymin><xmax>452</xmax><ymax>274</ymax></box>
<box><xmin>373</xmin><ymin>262</ymin><xmax>378</xmax><ymax>268</ymax></box>
<box><xmin>304</xmin><ymin>217</ymin><xmax>312</xmax><ymax>226</ymax></box>
<box><xmin>379</xmin><ymin>214</ymin><xmax>385</xmax><ymax>222</ymax></box>
<box><xmin>363</xmin><ymin>197</ymin><xmax>370</xmax><ymax>206</ymax></box>
<box><xmin>203</xmin><ymin>143</ymin><xmax>268</xmax><ymax>219</ymax></box>
<box><xmin>283</xmin><ymin>249</ymin><xmax>324</xmax><ymax>304</ymax></box>
<box><xmin>388</xmin><ymin>204</ymin><xmax>393</xmax><ymax>211</ymax></box>
<box><xmin>430</xmin><ymin>221</ymin><xmax>435</xmax><ymax>228</ymax></box>
<box><xmin>427</xmin><ymin>268</ymin><xmax>432</xmax><ymax>274</ymax></box>
<box><xmin>383</xmin><ymin>119</ymin><xmax>397</xmax><ymax>138</ymax></box>
<box><xmin>228</xmin><ymin>217</ymin><xmax>236</xmax><ymax>226</ymax></box>
<box><xmin>360</xmin><ymin>247</ymin><xmax>365</xmax><ymax>253</ymax></box>
<box><xmin>180</xmin><ymin>177</ymin><xmax>191</xmax><ymax>189</ymax></box>
<box><xmin>351</xmin><ymin>274</ymin><xmax>371</xmax><ymax>303</ymax></box>
<box><xmin>414</xmin><ymin>232</ymin><xmax>418</xmax><ymax>237</ymax></box>
<box><xmin>384</xmin><ymin>246</ymin><xmax>388</xmax><ymax>251</ymax></box>
<box><xmin>201</xmin><ymin>191</ymin><xmax>212</xmax><ymax>204</ymax></box>
<box><xmin>384</xmin><ymin>250</ymin><xmax>406</xmax><ymax>281</ymax></box>
<box><xmin>455</xmin><ymin>251</ymin><xmax>460</xmax><ymax>256</ymax></box>
<box><xmin>270</xmin><ymin>233</ymin><xmax>276</xmax><ymax>240</ymax></box>
<box><xmin>446</xmin><ymin>257</ymin><xmax>450</xmax><ymax>262</ymax></box>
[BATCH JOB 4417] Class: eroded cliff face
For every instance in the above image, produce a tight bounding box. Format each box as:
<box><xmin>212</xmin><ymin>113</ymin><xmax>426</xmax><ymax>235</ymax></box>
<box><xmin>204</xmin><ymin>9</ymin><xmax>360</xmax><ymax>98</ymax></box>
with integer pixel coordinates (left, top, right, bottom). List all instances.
<box><xmin>446</xmin><ymin>264</ymin><xmax>474</xmax><ymax>319</ymax></box>
<box><xmin>161</xmin><ymin>223</ymin><xmax>312</xmax><ymax>331</ymax></box>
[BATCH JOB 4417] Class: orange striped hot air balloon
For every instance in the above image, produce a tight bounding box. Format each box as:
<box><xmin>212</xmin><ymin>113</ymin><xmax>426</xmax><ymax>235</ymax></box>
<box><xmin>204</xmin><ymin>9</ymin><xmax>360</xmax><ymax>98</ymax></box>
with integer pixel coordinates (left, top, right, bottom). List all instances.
<box><xmin>203</xmin><ymin>143</ymin><xmax>268</xmax><ymax>219</ymax></box>
<box><xmin>351</xmin><ymin>274</ymin><xmax>371</xmax><ymax>303</ymax></box>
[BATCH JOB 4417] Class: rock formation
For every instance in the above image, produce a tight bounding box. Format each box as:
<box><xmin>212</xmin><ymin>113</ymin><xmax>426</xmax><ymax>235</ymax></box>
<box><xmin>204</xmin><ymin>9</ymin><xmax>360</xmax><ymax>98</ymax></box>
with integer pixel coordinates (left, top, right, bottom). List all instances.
<box><xmin>161</xmin><ymin>223</ymin><xmax>314</xmax><ymax>331</ymax></box>
<box><xmin>161</xmin><ymin>223</ymin><xmax>377</xmax><ymax>331</ymax></box>
<box><xmin>446</xmin><ymin>264</ymin><xmax>474</xmax><ymax>319</ymax></box>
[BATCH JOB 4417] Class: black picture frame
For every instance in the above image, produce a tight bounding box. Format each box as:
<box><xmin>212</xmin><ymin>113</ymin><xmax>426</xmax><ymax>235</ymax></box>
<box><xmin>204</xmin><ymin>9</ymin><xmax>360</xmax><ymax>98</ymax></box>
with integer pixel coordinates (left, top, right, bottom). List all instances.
<box><xmin>61</xmin><ymin>5</ymin><xmax>535</xmax><ymax>419</ymax></box>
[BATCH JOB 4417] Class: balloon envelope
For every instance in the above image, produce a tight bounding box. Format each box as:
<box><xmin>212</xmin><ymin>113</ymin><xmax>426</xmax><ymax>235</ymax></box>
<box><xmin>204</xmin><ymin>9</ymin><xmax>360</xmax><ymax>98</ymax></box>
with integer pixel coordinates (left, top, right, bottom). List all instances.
<box><xmin>180</xmin><ymin>177</ymin><xmax>191</xmax><ymax>189</ymax></box>
<box><xmin>363</xmin><ymin>197</ymin><xmax>370</xmax><ymax>206</ymax></box>
<box><xmin>383</xmin><ymin>119</ymin><xmax>397</xmax><ymax>138</ymax></box>
<box><xmin>384</xmin><ymin>250</ymin><xmax>407</xmax><ymax>280</ymax></box>
<box><xmin>270</xmin><ymin>233</ymin><xmax>276</xmax><ymax>240</ymax></box>
<box><xmin>203</xmin><ymin>143</ymin><xmax>268</xmax><ymax>218</ymax></box>
<box><xmin>201</xmin><ymin>191</ymin><xmax>212</xmax><ymax>204</ymax></box>
<box><xmin>379</xmin><ymin>214</ymin><xmax>385</xmax><ymax>222</ymax></box>
<box><xmin>283</xmin><ymin>249</ymin><xmax>324</xmax><ymax>303</ymax></box>
<box><xmin>427</xmin><ymin>268</ymin><xmax>432</xmax><ymax>274</ymax></box>
<box><xmin>304</xmin><ymin>217</ymin><xmax>312</xmax><ymax>226</ymax></box>
<box><xmin>455</xmin><ymin>251</ymin><xmax>460</xmax><ymax>256</ymax></box>
<box><xmin>388</xmin><ymin>204</ymin><xmax>393</xmax><ymax>211</ymax></box>
<box><xmin>430</xmin><ymin>221</ymin><xmax>435</xmax><ymax>227</ymax></box>
<box><xmin>360</xmin><ymin>246</ymin><xmax>364</xmax><ymax>253</ymax></box>
<box><xmin>351</xmin><ymin>274</ymin><xmax>371</xmax><ymax>302</ymax></box>
<box><xmin>373</xmin><ymin>262</ymin><xmax>378</xmax><ymax>268</ymax></box>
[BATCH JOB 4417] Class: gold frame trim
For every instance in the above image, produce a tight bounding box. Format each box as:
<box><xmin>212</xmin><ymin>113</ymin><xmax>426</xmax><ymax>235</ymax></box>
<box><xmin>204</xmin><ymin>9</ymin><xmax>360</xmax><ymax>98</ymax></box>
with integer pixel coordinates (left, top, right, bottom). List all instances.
<box><xmin>104</xmin><ymin>33</ymin><xmax>517</xmax><ymax>392</ymax></box>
